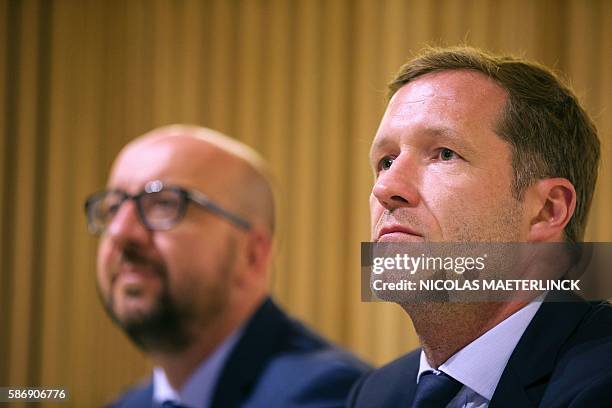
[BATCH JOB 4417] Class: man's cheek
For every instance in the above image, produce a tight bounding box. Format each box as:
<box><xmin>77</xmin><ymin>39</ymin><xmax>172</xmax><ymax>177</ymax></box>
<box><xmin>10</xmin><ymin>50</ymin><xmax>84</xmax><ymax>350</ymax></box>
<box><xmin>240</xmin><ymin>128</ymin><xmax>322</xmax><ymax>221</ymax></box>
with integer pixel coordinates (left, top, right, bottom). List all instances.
<box><xmin>369</xmin><ymin>206</ymin><xmax>384</xmax><ymax>238</ymax></box>
<box><xmin>96</xmin><ymin>247</ymin><xmax>109</xmax><ymax>280</ymax></box>
<box><xmin>96</xmin><ymin>263</ymin><xmax>111</xmax><ymax>295</ymax></box>
<box><xmin>369</xmin><ymin>193</ymin><xmax>379</xmax><ymax>212</ymax></box>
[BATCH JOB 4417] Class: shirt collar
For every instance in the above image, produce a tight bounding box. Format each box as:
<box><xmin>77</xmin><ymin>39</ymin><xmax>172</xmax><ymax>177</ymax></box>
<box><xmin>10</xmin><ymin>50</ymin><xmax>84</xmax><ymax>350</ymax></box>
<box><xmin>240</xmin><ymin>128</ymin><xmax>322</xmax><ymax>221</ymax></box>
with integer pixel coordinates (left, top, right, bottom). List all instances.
<box><xmin>417</xmin><ymin>293</ymin><xmax>545</xmax><ymax>400</ymax></box>
<box><xmin>153</xmin><ymin>326</ymin><xmax>244</xmax><ymax>408</ymax></box>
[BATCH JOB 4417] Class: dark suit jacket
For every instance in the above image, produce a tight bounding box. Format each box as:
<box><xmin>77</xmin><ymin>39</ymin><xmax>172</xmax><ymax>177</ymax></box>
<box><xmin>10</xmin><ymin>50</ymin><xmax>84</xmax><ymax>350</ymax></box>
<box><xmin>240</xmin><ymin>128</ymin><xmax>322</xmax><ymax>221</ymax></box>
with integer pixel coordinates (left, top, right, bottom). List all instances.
<box><xmin>108</xmin><ymin>298</ymin><xmax>370</xmax><ymax>408</ymax></box>
<box><xmin>348</xmin><ymin>292</ymin><xmax>612</xmax><ymax>407</ymax></box>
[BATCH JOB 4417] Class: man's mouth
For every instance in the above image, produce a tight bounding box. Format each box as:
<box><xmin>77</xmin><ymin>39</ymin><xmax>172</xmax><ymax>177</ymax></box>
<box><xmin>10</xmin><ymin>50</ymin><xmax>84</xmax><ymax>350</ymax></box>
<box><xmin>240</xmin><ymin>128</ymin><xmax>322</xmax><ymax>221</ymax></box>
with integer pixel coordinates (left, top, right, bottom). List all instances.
<box><xmin>376</xmin><ymin>225</ymin><xmax>424</xmax><ymax>242</ymax></box>
<box><xmin>111</xmin><ymin>262</ymin><xmax>161</xmax><ymax>295</ymax></box>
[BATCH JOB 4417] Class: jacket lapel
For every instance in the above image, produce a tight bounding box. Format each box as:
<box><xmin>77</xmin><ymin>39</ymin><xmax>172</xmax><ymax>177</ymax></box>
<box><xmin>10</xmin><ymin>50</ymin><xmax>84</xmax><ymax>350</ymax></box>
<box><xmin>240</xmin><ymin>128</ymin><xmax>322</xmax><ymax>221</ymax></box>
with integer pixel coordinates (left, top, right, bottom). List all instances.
<box><xmin>210</xmin><ymin>298</ymin><xmax>290</xmax><ymax>408</ymax></box>
<box><xmin>490</xmin><ymin>291</ymin><xmax>590</xmax><ymax>407</ymax></box>
<box><xmin>387</xmin><ymin>351</ymin><xmax>420</xmax><ymax>407</ymax></box>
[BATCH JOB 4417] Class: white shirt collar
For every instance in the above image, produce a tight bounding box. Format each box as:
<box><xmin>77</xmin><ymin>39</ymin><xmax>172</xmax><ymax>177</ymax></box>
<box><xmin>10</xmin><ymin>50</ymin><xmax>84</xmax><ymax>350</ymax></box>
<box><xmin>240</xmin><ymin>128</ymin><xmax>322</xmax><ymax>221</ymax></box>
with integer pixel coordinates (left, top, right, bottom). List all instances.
<box><xmin>153</xmin><ymin>326</ymin><xmax>244</xmax><ymax>408</ymax></box>
<box><xmin>417</xmin><ymin>294</ymin><xmax>545</xmax><ymax>401</ymax></box>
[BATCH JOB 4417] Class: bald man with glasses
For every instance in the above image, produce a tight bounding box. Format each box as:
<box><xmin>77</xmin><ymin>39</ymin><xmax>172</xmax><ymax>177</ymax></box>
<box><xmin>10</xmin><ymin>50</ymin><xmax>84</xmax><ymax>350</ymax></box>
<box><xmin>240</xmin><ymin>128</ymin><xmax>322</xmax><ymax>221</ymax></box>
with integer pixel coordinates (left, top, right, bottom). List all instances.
<box><xmin>85</xmin><ymin>125</ymin><xmax>369</xmax><ymax>408</ymax></box>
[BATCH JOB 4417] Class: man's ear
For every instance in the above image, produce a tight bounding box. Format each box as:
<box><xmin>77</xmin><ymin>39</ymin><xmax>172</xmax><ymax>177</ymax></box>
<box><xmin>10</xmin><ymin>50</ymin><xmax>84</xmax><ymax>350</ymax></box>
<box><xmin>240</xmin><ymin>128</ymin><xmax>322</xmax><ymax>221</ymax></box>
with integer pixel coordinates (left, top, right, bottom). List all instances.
<box><xmin>233</xmin><ymin>226</ymin><xmax>273</xmax><ymax>291</ymax></box>
<box><xmin>525</xmin><ymin>178</ymin><xmax>576</xmax><ymax>242</ymax></box>
<box><xmin>245</xmin><ymin>226</ymin><xmax>274</xmax><ymax>277</ymax></box>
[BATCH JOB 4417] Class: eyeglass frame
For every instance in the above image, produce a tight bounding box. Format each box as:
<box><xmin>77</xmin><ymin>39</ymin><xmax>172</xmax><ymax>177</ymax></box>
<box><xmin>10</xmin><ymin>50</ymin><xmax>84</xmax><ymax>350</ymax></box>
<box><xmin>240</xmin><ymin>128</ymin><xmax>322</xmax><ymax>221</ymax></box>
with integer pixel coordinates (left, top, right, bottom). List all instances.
<box><xmin>84</xmin><ymin>180</ymin><xmax>251</xmax><ymax>234</ymax></box>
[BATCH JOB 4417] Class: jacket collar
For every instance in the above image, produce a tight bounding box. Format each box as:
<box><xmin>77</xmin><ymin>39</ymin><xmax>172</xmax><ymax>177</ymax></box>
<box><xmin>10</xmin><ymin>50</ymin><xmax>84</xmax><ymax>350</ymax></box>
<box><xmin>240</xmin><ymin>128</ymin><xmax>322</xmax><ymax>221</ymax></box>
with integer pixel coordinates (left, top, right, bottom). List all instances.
<box><xmin>490</xmin><ymin>291</ymin><xmax>590</xmax><ymax>407</ymax></box>
<box><xmin>210</xmin><ymin>297</ymin><xmax>290</xmax><ymax>407</ymax></box>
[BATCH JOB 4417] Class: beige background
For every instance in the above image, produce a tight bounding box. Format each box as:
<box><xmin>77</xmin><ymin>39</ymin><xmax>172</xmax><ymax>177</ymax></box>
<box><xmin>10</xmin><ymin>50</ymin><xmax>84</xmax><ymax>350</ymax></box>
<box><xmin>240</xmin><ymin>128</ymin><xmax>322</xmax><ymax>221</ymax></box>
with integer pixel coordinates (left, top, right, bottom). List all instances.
<box><xmin>0</xmin><ymin>0</ymin><xmax>610</xmax><ymax>406</ymax></box>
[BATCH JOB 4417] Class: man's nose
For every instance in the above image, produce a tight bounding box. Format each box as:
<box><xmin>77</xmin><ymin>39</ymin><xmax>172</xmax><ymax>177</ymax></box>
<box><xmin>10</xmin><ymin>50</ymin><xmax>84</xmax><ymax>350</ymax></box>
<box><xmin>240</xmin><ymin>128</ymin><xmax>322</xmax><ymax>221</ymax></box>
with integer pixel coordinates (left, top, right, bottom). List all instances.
<box><xmin>105</xmin><ymin>200</ymin><xmax>150</xmax><ymax>247</ymax></box>
<box><xmin>371</xmin><ymin>155</ymin><xmax>420</xmax><ymax>210</ymax></box>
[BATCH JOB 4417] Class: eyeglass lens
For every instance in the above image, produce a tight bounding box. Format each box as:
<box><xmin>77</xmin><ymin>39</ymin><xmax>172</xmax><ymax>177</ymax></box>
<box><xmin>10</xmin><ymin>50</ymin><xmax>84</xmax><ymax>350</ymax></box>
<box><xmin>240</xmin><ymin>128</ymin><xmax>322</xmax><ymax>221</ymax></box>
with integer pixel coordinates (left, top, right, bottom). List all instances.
<box><xmin>139</xmin><ymin>190</ymin><xmax>184</xmax><ymax>228</ymax></box>
<box><xmin>90</xmin><ymin>189</ymin><xmax>185</xmax><ymax>232</ymax></box>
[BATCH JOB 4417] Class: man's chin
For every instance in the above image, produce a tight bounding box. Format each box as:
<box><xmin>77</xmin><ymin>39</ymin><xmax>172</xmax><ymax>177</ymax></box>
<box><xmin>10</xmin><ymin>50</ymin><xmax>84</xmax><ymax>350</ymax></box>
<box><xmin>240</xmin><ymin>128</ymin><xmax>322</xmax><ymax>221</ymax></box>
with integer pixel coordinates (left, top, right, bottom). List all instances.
<box><xmin>112</xmin><ymin>296</ymin><xmax>159</xmax><ymax>324</ymax></box>
<box><xmin>105</xmin><ymin>293</ymin><xmax>192</xmax><ymax>353</ymax></box>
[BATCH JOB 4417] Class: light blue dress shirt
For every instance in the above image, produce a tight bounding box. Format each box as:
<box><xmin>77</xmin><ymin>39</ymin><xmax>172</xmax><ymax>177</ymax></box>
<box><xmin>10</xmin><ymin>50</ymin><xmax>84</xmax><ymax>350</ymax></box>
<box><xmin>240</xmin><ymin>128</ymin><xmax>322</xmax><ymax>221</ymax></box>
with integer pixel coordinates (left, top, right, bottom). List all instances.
<box><xmin>152</xmin><ymin>327</ymin><xmax>244</xmax><ymax>408</ymax></box>
<box><xmin>417</xmin><ymin>294</ymin><xmax>545</xmax><ymax>408</ymax></box>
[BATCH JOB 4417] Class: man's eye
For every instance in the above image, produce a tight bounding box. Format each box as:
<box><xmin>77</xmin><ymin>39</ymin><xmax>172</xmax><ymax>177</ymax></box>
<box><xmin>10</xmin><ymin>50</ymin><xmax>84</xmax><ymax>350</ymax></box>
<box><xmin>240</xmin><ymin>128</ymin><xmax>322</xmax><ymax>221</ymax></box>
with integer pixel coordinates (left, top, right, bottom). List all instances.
<box><xmin>108</xmin><ymin>203</ymin><xmax>121</xmax><ymax>214</ymax></box>
<box><xmin>378</xmin><ymin>157</ymin><xmax>395</xmax><ymax>171</ymax></box>
<box><xmin>102</xmin><ymin>200</ymin><xmax>123</xmax><ymax>216</ymax></box>
<box><xmin>438</xmin><ymin>148</ymin><xmax>458</xmax><ymax>161</ymax></box>
<box><xmin>155</xmin><ymin>198</ymin><xmax>175</xmax><ymax>206</ymax></box>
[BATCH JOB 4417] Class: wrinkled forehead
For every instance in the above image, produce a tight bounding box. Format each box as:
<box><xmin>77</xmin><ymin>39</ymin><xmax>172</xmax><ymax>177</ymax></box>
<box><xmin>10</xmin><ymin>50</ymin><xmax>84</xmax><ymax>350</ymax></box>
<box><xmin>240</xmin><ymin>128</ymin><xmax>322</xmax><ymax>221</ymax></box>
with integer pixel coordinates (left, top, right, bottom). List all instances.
<box><xmin>373</xmin><ymin>70</ymin><xmax>508</xmax><ymax>151</ymax></box>
<box><xmin>387</xmin><ymin>70</ymin><xmax>506</xmax><ymax>123</ymax></box>
<box><xmin>108</xmin><ymin>136</ymin><xmax>241</xmax><ymax>195</ymax></box>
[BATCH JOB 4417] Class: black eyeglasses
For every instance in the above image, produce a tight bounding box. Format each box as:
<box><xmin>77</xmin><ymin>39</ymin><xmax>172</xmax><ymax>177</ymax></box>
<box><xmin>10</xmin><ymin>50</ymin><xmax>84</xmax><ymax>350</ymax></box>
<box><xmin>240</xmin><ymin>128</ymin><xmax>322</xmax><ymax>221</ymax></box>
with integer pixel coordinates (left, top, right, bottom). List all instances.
<box><xmin>84</xmin><ymin>180</ymin><xmax>251</xmax><ymax>234</ymax></box>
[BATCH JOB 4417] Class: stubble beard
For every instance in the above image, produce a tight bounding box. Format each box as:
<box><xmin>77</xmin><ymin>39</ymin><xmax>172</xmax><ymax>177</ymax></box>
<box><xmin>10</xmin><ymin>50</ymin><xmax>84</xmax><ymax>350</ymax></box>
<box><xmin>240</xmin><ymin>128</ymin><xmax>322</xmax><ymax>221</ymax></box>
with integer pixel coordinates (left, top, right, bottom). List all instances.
<box><xmin>97</xmin><ymin>238</ymin><xmax>237</xmax><ymax>354</ymax></box>
<box><xmin>400</xmin><ymin>191</ymin><xmax>526</xmax><ymax>331</ymax></box>
<box><xmin>97</xmin><ymin>254</ymin><xmax>193</xmax><ymax>354</ymax></box>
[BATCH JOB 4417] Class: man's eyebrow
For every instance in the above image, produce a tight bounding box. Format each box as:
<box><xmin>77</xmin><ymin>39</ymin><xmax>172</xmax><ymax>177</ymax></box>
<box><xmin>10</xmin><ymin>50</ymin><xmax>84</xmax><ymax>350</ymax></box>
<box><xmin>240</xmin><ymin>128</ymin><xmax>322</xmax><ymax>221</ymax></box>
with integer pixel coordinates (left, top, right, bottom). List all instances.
<box><xmin>423</xmin><ymin>125</ymin><xmax>463</xmax><ymax>141</ymax></box>
<box><xmin>426</xmin><ymin>126</ymin><xmax>478</xmax><ymax>155</ymax></box>
<box><xmin>371</xmin><ymin>126</ymin><xmax>479</xmax><ymax>158</ymax></box>
<box><xmin>369</xmin><ymin>136</ymin><xmax>396</xmax><ymax>162</ymax></box>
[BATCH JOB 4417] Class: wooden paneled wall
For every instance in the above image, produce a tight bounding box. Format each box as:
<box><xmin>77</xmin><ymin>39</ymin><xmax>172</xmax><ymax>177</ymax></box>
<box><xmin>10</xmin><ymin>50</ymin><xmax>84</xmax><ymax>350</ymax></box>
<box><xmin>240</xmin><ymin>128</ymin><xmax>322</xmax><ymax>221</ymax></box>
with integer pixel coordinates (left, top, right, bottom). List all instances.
<box><xmin>1</xmin><ymin>0</ymin><xmax>610</xmax><ymax>406</ymax></box>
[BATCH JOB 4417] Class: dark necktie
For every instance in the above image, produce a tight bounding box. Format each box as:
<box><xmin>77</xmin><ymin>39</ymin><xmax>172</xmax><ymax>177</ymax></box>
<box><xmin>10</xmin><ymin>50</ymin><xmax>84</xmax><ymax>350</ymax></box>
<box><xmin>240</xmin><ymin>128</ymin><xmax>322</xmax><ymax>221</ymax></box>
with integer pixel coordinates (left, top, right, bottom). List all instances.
<box><xmin>412</xmin><ymin>371</ymin><xmax>463</xmax><ymax>408</ymax></box>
